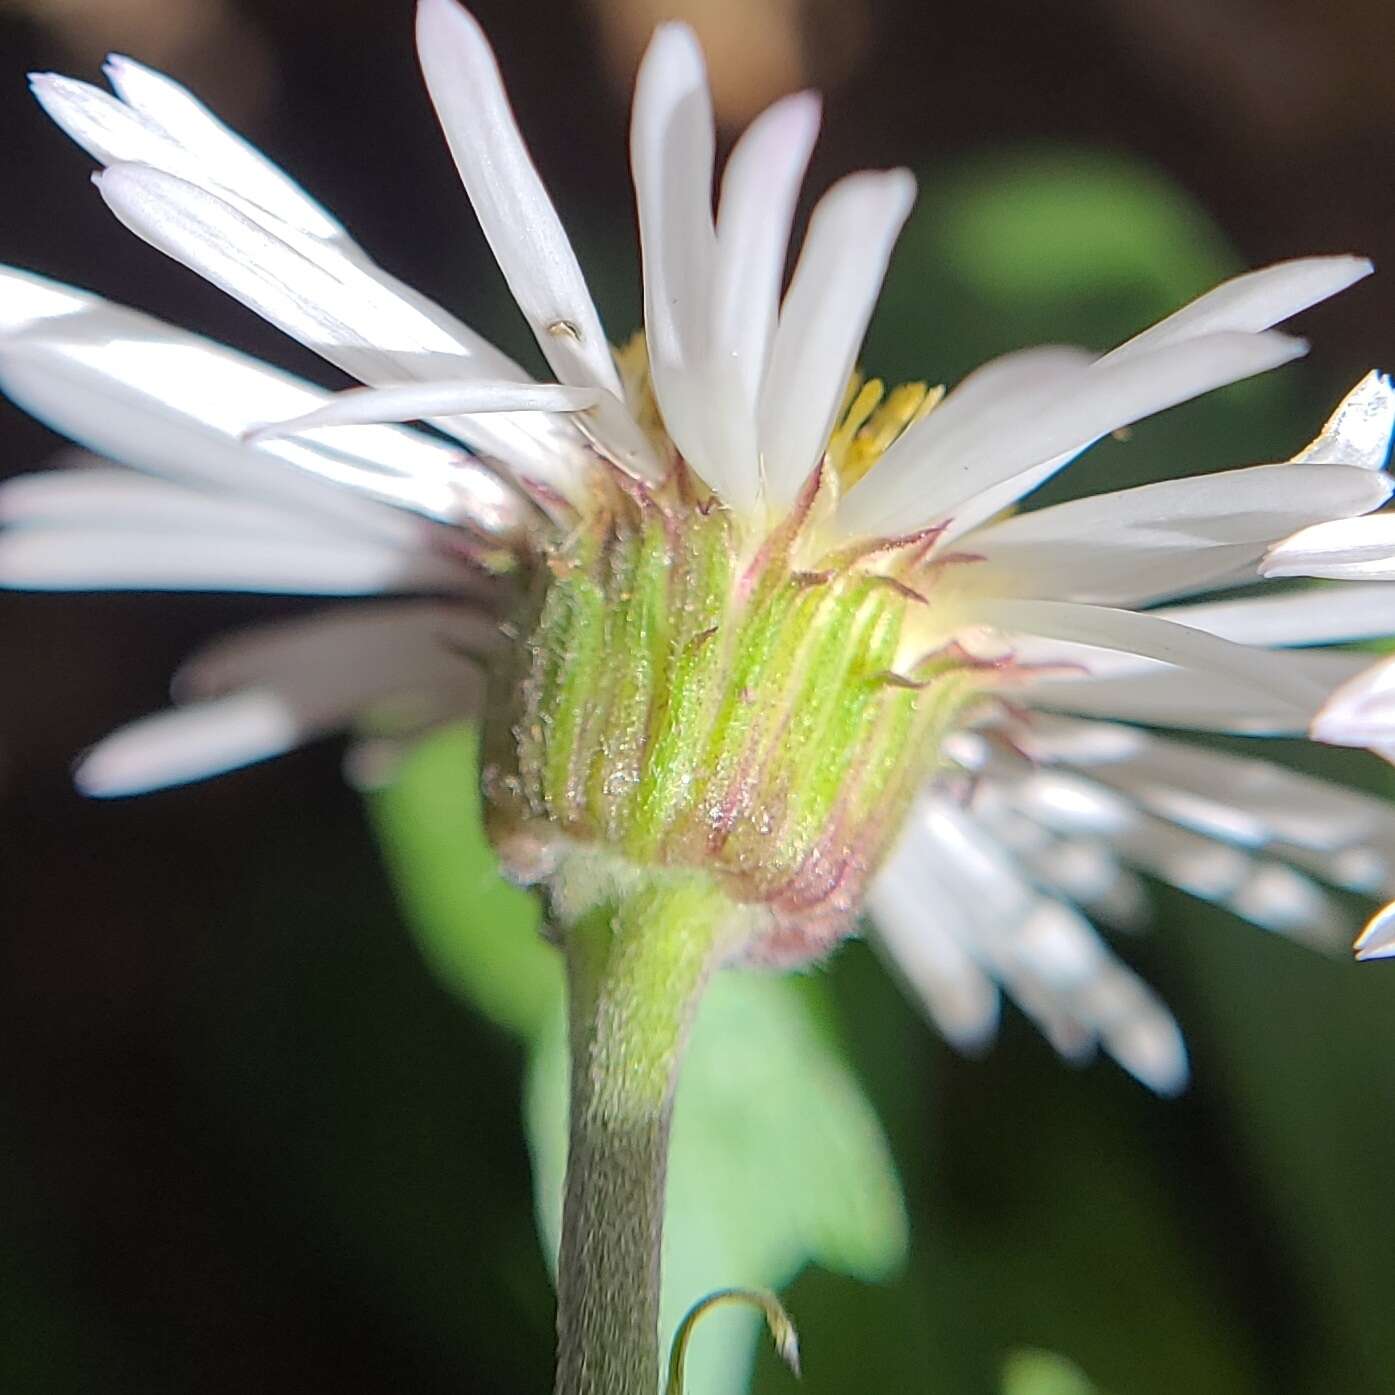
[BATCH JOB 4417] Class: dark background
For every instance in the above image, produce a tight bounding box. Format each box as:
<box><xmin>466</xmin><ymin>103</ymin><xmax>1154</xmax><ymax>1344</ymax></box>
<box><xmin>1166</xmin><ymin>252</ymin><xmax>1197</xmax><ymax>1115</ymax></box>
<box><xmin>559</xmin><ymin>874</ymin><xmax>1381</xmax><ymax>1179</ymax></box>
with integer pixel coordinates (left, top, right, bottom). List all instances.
<box><xmin>4</xmin><ymin>0</ymin><xmax>1395</xmax><ymax>1391</ymax></box>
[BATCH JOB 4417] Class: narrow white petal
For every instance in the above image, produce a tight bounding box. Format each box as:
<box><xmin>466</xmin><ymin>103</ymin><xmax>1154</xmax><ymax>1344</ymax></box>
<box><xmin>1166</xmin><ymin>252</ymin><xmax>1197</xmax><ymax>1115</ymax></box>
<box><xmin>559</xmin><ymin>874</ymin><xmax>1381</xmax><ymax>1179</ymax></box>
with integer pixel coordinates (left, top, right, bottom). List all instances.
<box><xmin>76</xmin><ymin>692</ymin><xmax>304</xmax><ymax>797</ymax></box>
<box><xmin>759</xmin><ymin>169</ymin><xmax>916</xmax><ymax>511</ymax></box>
<box><xmin>91</xmin><ymin>166</ymin><xmax>595</xmax><ymax>497</ymax></box>
<box><xmin>1291</xmin><ymin>370</ymin><xmax>1395</xmax><ymax>470</ymax></box>
<box><xmin>179</xmin><ymin>601</ymin><xmax>499</xmax><ymax>694</ymax></box>
<box><xmin>245</xmin><ymin>379</ymin><xmax>600</xmax><ymax>441</ymax></box>
<box><xmin>102</xmin><ymin>54</ymin><xmax>347</xmax><ymax>238</ymax></box>
<box><xmin>917</xmin><ymin>266</ymin><xmax>1370</xmax><ymax>551</ymax></box>
<box><xmin>415</xmin><ymin>0</ymin><xmax>620</xmax><ymax>398</ymax></box>
<box><xmin>97</xmin><ymin>163</ymin><xmax>486</xmax><ymax>377</ymax></box>
<box><xmin>631</xmin><ymin>21</ymin><xmax>716</xmax><ymax>374</ymax></box>
<box><xmin>37</xmin><ymin>52</ymin><xmax>578</xmax><ymax>477</ymax></box>
<box><xmin>32</xmin><ymin>73</ymin><xmax>199</xmax><ymax>182</ymax></box>
<box><xmin>1311</xmin><ymin>656</ymin><xmax>1395</xmax><ymax>748</ymax></box>
<box><xmin>1355</xmin><ymin>903</ymin><xmax>1395</xmax><ymax>961</ymax></box>
<box><xmin>76</xmin><ymin>602</ymin><xmax>489</xmax><ymax>795</ymax></box>
<box><xmin>1263</xmin><ymin>515</ymin><xmax>1395</xmax><ymax>580</ymax></box>
<box><xmin>627</xmin><ymin>21</ymin><xmax>728</xmax><ymax>495</ymax></box>
<box><xmin>0</xmin><ymin>265</ymin><xmax>529</xmax><ymax>539</ymax></box>
<box><xmin>31</xmin><ymin>65</ymin><xmax>344</xmax><ymax>240</ymax></box>
<box><xmin>0</xmin><ymin>528</ymin><xmax>471</xmax><ymax>595</ymax></box>
<box><xmin>973</xmin><ymin>463</ymin><xmax>1392</xmax><ymax>605</ymax></box>
<box><xmin>1107</xmin><ymin>256</ymin><xmax>1372</xmax><ymax>361</ymax></box>
<box><xmin>711</xmin><ymin>91</ymin><xmax>821</xmax><ymax>413</ymax></box>
<box><xmin>0</xmin><ymin>467</ymin><xmax>348</xmax><ymax>543</ymax></box>
<box><xmin>33</xmin><ymin>61</ymin><xmax>590</xmax><ymax>487</ymax></box>
<box><xmin>914</xmin><ymin>799</ymin><xmax>1188</xmax><ymax>1091</ymax></box>
<box><xmin>1157</xmin><ymin>584</ymin><xmax>1395</xmax><ymax>647</ymax></box>
<box><xmin>1021</xmin><ymin>661</ymin><xmax>1356</xmax><ymax>734</ymax></box>
<box><xmin>650</xmin><ymin>89</ymin><xmax>824</xmax><ymax>513</ymax></box>
<box><xmin>844</xmin><ymin>347</ymin><xmax>1094</xmax><ymax>543</ymax></box>
<box><xmin>971</xmin><ymin>597</ymin><xmax>1329</xmax><ymax>709</ymax></box>
<box><xmin>866</xmin><ymin>851</ymin><xmax>1001</xmax><ymax>1051</ymax></box>
<box><xmin>863</xmin><ymin>256</ymin><xmax>1365</xmax><ymax>544</ymax></box>
<box><xmin>1010</xmin><ymin>713</ymin><xmax>1395</xmax><ymax>854</ymax></box>
<box><xmin>841</xmin><ymin>329</ymin><xmax>1306</xmax><ymax>539</ymax></box>
<box><xmin>969</xmin><ymin>795</ymin><xmax>1150</xmax><ymax>926</ymax></box>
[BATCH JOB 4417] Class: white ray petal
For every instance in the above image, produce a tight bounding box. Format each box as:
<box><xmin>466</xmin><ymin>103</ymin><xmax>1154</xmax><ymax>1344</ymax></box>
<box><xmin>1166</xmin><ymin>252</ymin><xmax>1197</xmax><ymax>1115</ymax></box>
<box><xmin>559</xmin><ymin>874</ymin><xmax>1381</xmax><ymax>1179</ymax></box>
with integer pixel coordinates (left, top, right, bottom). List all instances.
<box><xmin>711</xmin><ymin>91</ymin><xmax>821</xmax><ymax>413</ymax></box>
<box><xmin>92</xmin><ymin>164</ymin><xmax>596</xmax><ymax>497</ymax></box>
<box><xmin>0</xmin><ymin>467</ymin><xmax>348</xmax><ymax>543</ymax></box>
<box><xmin>631</xmin><ymin>22</ymin><xmax>716</xmax><ymax>376</ymax></box>
<box><xmin>1020</xmin><ymin>664</ymin><xmax>1346</xmax><ymax>734</ymax></box>
<box><xmin>1263</xmin><ymin>515</ymin><xmax>1395</xmax><ymax>580</ymax></box>
<box><xmin>914</xmin><ymin>799</ymin><xmax>1188</xmax><ymax>1091</ymax></box>
<box><xmin>972</xmin><ymin>463</ymin><xmax>1392</xmax><ymax>605</ymax></box>
<box><xmin>1311</xmin><ymin>656</ymin><xmax>1395</xmax><ymax>748</ymax></box>
<box><xmin>245</xmin><ymin>378</ymin><xmax>600</xmax><ymax>441</ymax></box>
<box><xmin>96</xmin><ymin>162</ymin><xmax>489</xmax><ymax>376</ymax></box>
<box><xmin>415</xmin><ymin>0</ymin><xmax>619</xmax><ymax>399</ymax></box>
<box><xmin>75</xmin><ymin>692</ymin><xmax>305</xmax><ymax>797</ymax></box>
<box><xmin>841</xmin><ymin>330</ymin><xmax>1306</xmax><ymax>539</ymax></box>
<box><xmin>77</xmin><ymin>602</ymin><xmax>488</xmax><ymax>796</ymax></box>
<box><xmin>971</xmin><ymin>597</ymin><xmax>1329</xmax><ymax>708</ymax></box>
<box><xmin>0</xmin><ymin>528</ymin><xmax>472</xmax><ymax>595</ymax></box>
<box><xmin>920</xmin><ymin>266</ymin><xmax>1375</xmax><ymax>540</ymax></box>
<box><xmin>1107</xmin><ymin>256</ymin><xmax>1373</xmax><ymax>361</ymax></box>
<box><xmin>865</xmin><ymin>849</ymin><xmax>1001</xmax><ymax>1051</ymax></box>
<box><xmin>958</xmin><ymin>785</ymin><xmax>1151</xmax><ymax>925</ymax></box>
<box><xmin>0</xmin><ymin>266</ymin><xmax>529</xmax><ymax>539</ymax></box>
<box><xmin>179</xmin><ymin>601</ymin><xmax>499</xmax><ymax>693</ymax></box>
<box><xmin>1156</xmin><ymin>584</ymin><xmax>1395</xmax><ymax>646</ymax></box>
<box><xmin>1008</xmin><ymin>714</ymin><xmax>1395</xmax><ymax>854</ymax></box>
<box><xmin>627</xmin><ymin>21</ymin><xmax>728</xmax><ymax>497</ymax></box>
<box><xmin>841</xmin><ymin>346</ymin><xmax>1093</xmax><ymax>543</ymax></box>
<box><xmin>1001</xmin><ymin>753</ymin><xmax>1356</xmax><ymax>945</ymax></box>
<box><xmin>759</xmin><ymin>169</ymin><xmax>916</xmax><ymax>511</ymax></box>
<box><xmin>31</xmin><ymin>64</ymin><xmax>345</xmax><ymax>240</ymax></box>
<box><xmin>103</xmin><ymin>55</ymin><xmax>347</xmax><ymax>238</ymax></box>
<box><xmin>1292</xmin><ymin>370</ymin><xmax>1395</xmax><ymax>469</ymax></box>
<box><xmin>32</xmin><ymin>61</ymin><xmax>591</xmax><ymax>486</ymax></box>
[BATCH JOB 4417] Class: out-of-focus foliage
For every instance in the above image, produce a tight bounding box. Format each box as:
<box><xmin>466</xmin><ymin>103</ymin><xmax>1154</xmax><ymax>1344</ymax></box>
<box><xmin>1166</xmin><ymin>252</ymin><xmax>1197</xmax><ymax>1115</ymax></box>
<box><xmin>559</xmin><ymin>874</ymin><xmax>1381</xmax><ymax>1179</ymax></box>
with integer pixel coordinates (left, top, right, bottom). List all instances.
<box><xmin>1001</xmin><ymin>1350</ymin><xmax>1103</xmax><ymax>1395</ymax></box>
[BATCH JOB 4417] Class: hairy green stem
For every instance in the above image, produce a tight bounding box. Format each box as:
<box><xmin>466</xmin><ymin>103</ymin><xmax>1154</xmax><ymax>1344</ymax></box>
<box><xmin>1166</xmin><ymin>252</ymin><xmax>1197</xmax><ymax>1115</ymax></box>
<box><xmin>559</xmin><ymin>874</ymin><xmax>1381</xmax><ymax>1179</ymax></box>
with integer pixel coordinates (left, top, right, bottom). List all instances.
<box><xmin>553</xmin><ymin>872</ymin><xmax>736</xmax><ymax>1395</ymax></box>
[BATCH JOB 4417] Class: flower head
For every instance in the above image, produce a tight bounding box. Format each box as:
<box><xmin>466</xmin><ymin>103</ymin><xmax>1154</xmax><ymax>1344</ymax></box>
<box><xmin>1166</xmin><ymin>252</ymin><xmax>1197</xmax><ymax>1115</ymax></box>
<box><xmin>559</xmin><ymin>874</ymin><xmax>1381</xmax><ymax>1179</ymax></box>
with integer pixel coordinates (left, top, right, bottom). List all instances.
<box><xmin>5</xmin><ymin>0</ymin><xmax>1395</xmax><ymax>1093</ymax></box>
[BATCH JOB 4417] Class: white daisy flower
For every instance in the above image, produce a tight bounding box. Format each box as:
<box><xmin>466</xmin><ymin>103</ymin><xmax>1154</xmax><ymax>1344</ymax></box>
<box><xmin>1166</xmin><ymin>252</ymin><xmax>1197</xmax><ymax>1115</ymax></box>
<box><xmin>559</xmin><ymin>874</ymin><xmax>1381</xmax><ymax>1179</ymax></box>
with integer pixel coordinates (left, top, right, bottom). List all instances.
<box><xmin>5</xmin><ymin>0</ymin><xmax>1395</xmax><ymax>1099</ymax></box>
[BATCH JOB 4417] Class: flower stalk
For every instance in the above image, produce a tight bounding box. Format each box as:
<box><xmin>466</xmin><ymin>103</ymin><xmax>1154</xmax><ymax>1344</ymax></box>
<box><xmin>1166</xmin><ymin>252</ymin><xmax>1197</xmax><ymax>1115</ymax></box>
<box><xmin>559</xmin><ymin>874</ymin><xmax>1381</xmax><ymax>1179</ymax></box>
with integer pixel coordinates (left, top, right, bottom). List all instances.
<box><xmin>553</xmin><ymin>865</ymin><xmax>742</xmax><ymax>1395</ymax></box>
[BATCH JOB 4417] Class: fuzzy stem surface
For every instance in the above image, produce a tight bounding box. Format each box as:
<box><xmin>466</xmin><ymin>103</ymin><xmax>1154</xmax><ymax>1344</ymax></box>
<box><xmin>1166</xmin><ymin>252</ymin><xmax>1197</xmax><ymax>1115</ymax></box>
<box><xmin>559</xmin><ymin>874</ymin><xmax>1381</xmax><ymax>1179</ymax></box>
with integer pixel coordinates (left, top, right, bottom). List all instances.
<box><xmin>553</xmin><ymin>872</ymin><xmax>733</xmax><ymax>1395</ymax></box>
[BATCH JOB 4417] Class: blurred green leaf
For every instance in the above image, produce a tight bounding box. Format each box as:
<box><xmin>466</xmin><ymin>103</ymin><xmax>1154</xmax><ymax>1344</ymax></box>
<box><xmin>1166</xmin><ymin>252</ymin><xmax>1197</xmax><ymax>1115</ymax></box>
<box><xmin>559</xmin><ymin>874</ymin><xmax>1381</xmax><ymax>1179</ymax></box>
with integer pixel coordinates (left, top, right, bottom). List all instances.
<box><xmin>368</xmin><ymin>723</ymin><xmax>554</xmax><ymax>1039</ymax></box>
<box><xmin>368</xmin><ymin>723</ymin><xmax>906</xmax><ymax>1393</ymax></box>
<box><xmin>1002</xmin><ymin>1349</ymin><xmax>1102</xmax><ymax>1395</ymax></box>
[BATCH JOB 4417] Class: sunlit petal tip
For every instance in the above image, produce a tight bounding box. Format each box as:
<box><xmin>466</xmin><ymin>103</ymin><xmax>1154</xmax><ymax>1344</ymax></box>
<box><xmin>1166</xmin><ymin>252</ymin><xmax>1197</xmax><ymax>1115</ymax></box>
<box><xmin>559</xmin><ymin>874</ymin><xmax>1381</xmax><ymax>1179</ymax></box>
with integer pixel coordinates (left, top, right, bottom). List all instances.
<box><xmin>1354</xmin><ymin>904</ymin><xmax>1395</xmax><ymax>961</ymax></box>
<box><xmin>1292</xmin><ymin>367</ymin><xmax>1395</xmax><ymax>470</ymax></box>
